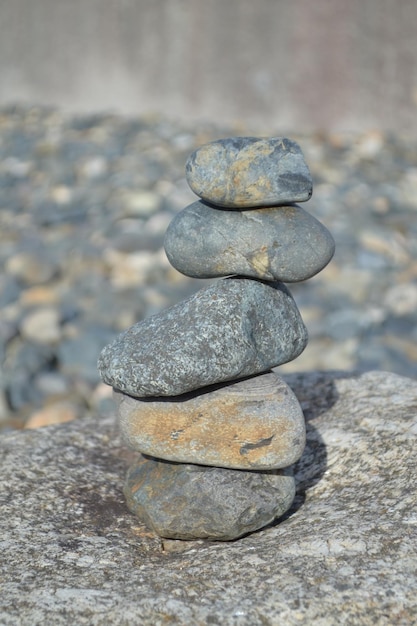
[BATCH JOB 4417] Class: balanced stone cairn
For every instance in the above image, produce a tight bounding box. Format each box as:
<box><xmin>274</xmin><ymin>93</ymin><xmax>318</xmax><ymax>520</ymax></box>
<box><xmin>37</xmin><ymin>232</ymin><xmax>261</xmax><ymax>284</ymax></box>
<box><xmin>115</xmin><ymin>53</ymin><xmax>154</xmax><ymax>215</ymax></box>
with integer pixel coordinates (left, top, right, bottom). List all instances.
<box><xmin>98</xmin><ymin>137</ymin><xmax>335</xmax><ymax>541</ymax></box>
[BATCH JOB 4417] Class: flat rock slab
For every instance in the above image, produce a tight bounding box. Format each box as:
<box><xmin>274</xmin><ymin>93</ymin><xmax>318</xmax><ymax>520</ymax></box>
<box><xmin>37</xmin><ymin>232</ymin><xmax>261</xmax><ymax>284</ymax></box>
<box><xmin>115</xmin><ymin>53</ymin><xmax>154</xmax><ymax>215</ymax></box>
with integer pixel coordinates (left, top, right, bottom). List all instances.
<box><xmin>185</xmin><ymin>137</ymin><xmax>313</xmax><ymax>207</ymax></box>
<box><xmin>98</xmin><ymin>277</ymin><xmax>307</xmax><ymax>397</ymax></box>
<box><xmin>124</xmin><ymin>456</ymin><xmax>295</xmax><ymax>541</ymax></box>
<box><xmin>164</xmin><ymin>201</ymin><xmax>335</xmax><ymax>281</ymax></box>
<box><xmin>117</xmin><ymin>372</ymin><xmax>306</xmax><ymax>469</ymax></box>
<box><xmin>1</xmin><ymin>370</ymin><xmax>416</xmax><ymax>625</ymax></box>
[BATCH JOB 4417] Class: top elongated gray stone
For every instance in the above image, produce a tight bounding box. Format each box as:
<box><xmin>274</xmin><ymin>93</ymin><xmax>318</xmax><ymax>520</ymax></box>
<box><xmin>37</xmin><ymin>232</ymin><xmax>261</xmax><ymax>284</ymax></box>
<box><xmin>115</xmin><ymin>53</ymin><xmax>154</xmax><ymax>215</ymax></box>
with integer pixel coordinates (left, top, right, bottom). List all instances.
<box><xmin>185</xmin><ymin>137</ymin><xmax>313</xmax><ymax>207</ymax></box>
<box><xmin>164</xmin><ymin>201</ymin><xmax>335</xmax><ymax>281</ymax></box>
<box><xmin>98</xmin><ymin>277</ymin><xmax>307</xmax><ymax>397</ymax></box>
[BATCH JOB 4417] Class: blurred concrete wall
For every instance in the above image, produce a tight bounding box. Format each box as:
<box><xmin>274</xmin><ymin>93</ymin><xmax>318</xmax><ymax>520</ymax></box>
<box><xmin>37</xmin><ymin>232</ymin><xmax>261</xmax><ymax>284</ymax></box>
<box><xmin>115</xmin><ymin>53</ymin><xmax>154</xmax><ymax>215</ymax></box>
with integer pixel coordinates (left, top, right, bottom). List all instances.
<box><xmin>1</xmin><ymin>0</ymin><xmax>417</xmax><ymax>133</ymax></box>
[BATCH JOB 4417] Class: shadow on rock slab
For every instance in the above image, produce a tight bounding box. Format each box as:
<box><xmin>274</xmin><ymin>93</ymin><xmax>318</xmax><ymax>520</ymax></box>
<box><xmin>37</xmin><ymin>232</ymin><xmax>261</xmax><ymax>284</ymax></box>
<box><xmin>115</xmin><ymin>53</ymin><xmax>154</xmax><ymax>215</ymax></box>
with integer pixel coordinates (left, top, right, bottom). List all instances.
<box><xmin>271</xmin><ymin>369</ymin><xmax>349</xmax><ymax>526</ymax></box>
<box><xmin>274</xmin><ymin>422</ymin><xmax>327</xmax><ymax>526</ymax></box>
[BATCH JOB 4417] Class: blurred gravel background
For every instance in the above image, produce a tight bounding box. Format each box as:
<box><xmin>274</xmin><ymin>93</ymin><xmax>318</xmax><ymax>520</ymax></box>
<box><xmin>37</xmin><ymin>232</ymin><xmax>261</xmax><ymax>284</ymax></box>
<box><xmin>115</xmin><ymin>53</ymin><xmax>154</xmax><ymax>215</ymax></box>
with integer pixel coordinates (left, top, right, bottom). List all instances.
<box><xmin>1</xmin><ymin>105</ymin><xmax>416</xmax><ymax>431</ymax></box>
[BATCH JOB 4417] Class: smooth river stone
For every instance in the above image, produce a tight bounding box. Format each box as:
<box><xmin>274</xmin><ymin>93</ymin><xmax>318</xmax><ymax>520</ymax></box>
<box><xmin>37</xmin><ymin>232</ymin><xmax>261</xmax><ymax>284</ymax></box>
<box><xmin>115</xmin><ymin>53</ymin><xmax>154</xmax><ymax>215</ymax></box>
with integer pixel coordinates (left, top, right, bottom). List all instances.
<box><xmin>124</xmin><ymin>455</ymin><xmax>296</xmax><ymax>541</ymax></box>
<box><xmin>185</xmin><ymin>137</ymin><xmax>313</xmax><ymax>208</ymax></box>
<box><xmin>164</xmin><ymin>201</ymin><xmax>335</xmax><ymax>281</ymax></box>
<box><xmin>98</xmin><ymin>277</ymin><xmax>307</xmax><ymax>397</ymax></box>
<box><xmin>116</xmin><ymin>372</ymin><xmax>306</xmax><ymax>470</ymax></box>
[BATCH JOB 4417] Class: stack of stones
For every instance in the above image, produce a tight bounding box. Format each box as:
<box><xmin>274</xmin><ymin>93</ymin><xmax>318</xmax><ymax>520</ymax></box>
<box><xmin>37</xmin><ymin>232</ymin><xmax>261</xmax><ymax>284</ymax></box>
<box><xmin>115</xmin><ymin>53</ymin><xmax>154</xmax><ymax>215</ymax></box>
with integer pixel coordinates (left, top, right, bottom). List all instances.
<box><xmin>98</xmin><ymin>137</ymin><xmax>335</xmax><ymax>541</ymax></box>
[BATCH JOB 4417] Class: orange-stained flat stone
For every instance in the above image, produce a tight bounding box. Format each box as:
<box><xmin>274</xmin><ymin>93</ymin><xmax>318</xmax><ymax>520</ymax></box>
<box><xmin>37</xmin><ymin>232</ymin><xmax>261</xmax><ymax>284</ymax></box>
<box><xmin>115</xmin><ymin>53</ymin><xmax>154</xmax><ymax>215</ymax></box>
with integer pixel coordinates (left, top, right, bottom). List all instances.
<box><xmin>116</xmin><ymin>372</ymin><xmax>305</xmax><ymax>470</ymax></box>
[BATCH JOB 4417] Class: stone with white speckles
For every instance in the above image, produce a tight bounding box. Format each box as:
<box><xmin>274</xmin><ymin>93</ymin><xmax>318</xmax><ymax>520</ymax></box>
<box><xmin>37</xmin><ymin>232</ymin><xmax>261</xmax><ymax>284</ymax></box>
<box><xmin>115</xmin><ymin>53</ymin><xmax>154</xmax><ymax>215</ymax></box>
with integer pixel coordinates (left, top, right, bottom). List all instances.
<box><xmin>164</xmin><ymin>201</ymin><xmax>335</xmax><ymax>281</ymax></box>
<box><xmin>98</xmin><ymin>277</ymin><xmax>307</xmax><ymax>397</ymax></box>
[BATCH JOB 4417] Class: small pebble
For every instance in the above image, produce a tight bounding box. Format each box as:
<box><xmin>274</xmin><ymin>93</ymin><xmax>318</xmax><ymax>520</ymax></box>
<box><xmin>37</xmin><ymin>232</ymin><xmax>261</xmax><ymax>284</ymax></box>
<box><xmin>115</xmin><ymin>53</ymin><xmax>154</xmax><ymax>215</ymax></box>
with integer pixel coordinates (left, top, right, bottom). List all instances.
<box><xmin>20</xmin><ymin>307</ymin><xmax>61</xmax><ymax>344</ymax></box>
<box><xmin>59</xmin><ymin>324</ymin><xmax>116</xmax><ymax>385</ymax></box>
<box><xmin>164</xmin><ymin>201</ymin><xmax>335</xmax><ymax>281</ymax></box>
<box><xmin>3</xmin><ymin>340</ymin><xmax>56</xmax><ymax>411</ymax></box>
<box><xmin>25</xmin><ymin>401</ymin><xmax>79</xmax><ymax>429</ymax></box>
<box><xmin>19</xmin><ymin>286</ymin><xmax>59</xmax><ymax>306</ymax></box>
<box><xmin>6</xmin><ymin>252</ymin><xmax>57</xmax><ymax>286</ymax></box>
<box><xmin>104</xmin><ymin>249</ymin><xmax>163</xmax><ymax>289</ymax></box>
<box><xmin>34</xmin><ymin>371</ymin><xmax>70</xmax><ymax>396</ymax></box>
<box><xmin>120</xmin><ymin>190</ymin><xmax>162</xmax><ymax>218</ymax></box>
<box><xmin>124</xmin><ymin>454</ymin><xmax>295</xmax><ymax>541</ymax></box>
<box><xmin>383</xmin><ymin>283</ymin><xmax>417</xmax><ymax>316</ymax></box>
<box><xmin>117</xmin><ymin>372</ymin><xmax>306</xmax><ymax>470</ymax></box>
<box><xmin>185</xmin><ymin>137</ymin><xmax>313</xmax><ymax>207</ymax></box>
<box><xmin>0</xmin><ymin>391</ymin><xmax>10</xmax><ymax>423</ymax></box>
<box><xmin>98</xmin><ymin>277</ymin><xmax>307</xmax><ymax>397</ymax></box>
<box><xmin>0</xmin><ymin>276</ymin><xmax>20</xmax><ymax>308</ymax></box>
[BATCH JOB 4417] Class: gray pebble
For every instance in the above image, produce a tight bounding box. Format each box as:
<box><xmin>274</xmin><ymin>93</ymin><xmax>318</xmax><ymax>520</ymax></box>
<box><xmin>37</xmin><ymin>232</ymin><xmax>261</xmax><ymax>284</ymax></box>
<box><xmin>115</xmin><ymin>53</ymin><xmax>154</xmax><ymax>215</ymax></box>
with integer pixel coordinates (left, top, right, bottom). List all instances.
<box><xmin>124</xmin><ymin>454</ymin><xmax>295</xmax><ymax>540</ymax></box>
<box><xmin>4</xmin><ymin>341</ymin><xmax>55</xmax><ymax>411</ymax></box>
<box><xmin>60</xmin><ymin>324</ymin><xmax>117</xmax><ymax>385</ymax></box>
<box><xmin>164</xmin><ymin>201</ymin><xmax>335</xmax><ymax>281</ymax></box>
<box><xmin>5</xmin><ymin>251</ymin><xmax>58</xmax><ymax>286</ymax></box>
<box><xmin>98</xmin><ymin>277</ymin><xmax>307</xmax><ymax>397</ymax></box>
<box><xmin>186</xmin><ymin>137</ymin><xmax>312</xmax><ymax>207</ymax></box>
<box><xmin>34</xmin><ymin>371</ymin><xmax>70</xmax><ymax>396</ymax></box>
<box><xmin>0</xmin><ymin>275</ymin><xmax>20</xmax><ymax>307</ymax></box>
<box><xmin>19</xmin><ymin>307</ymin><xmax>61</xmax><ymax>344</ymax></box>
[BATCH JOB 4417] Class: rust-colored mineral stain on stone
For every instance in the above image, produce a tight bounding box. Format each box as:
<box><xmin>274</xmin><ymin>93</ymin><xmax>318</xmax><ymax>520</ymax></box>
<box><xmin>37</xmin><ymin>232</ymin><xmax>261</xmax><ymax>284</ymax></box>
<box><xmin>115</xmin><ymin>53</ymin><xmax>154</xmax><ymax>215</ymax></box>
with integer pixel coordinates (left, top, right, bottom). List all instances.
<box><xmin>185</xmin><ymin>137</ymin><xmax>313</xmax><ymax>208</ymax></box>
<box><xmin>116</xmin><ymin>372</ymin><xmax>306</xmax><ymax>470</ymax></box>
<box><xmin>248</xmin><ymin>246</ymin><xmax>271</xmax><ymax>276</ymax></box>
<box><xmin>164</xmin><ymin>202</ymin><xmax>334</xmax><ymax>282</ymax></box>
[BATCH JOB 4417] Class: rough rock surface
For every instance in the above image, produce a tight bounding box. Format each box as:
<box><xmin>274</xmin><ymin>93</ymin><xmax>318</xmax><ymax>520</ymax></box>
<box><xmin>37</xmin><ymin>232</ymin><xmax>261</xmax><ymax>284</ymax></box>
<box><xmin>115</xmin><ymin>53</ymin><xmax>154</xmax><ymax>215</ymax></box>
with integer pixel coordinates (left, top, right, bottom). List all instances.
<box><xmin>1</xmin><ymin>370</ymin><xmax>416</xmax><ymax>625</ymax></box>
<box><xmin>98</xmin><ymin>277</ymin><xmax>307</xmax><ymax>397</ymax></box>
<box><xmin>164</xmin><ymin>202</ymin><xmax>335</xmax><ymax>281</ymax></box>
<box><xmin>185</xmin><ymin>137</ymin><xmax>313</xmax><ymax>207</ymax></box>
<box><xmin>117</xmin><ymin>372</ymin><xmax>306</xmax><ymax>469</ymax></box>
<box><xmin>124</xmin><ymin>455</ymin><xmax>295</xmax><ymax>541</ymax></box>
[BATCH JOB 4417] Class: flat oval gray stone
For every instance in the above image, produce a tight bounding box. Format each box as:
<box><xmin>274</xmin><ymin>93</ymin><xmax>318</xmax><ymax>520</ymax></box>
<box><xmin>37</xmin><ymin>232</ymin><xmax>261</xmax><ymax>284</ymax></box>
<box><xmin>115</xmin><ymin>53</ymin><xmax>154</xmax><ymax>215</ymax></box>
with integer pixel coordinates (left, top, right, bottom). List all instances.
<box><xmin>164</xmin><ymin>201</ymin><xmax>335</xmax><ymax>281</ymax></box>
<box><xmin>124</xmin><ymin>455</ymin><xmax>296</xmax><ymax>540</ymax></box>
<box><xmin>186</xmin><ymin>137</ymin><xmax>313</xmax><ymax>207</ymax></box>
<box><xmin>98</xmin><ymin>277</ymin><xmax>308</xmax><ymax>397</ymax></box>
<box><xmin>116</xmin><ymin>372</ymin><xmax>306</xmax><ymax>469</ymax></box>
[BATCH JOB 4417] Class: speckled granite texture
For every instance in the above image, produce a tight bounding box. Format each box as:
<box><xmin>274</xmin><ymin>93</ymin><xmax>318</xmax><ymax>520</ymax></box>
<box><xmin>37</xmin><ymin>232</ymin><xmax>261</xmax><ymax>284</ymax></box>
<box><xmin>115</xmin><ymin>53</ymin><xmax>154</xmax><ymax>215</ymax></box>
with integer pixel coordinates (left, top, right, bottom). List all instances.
<box><xmin>98</xmin><ymin>277</ymin><xmax>307</xmax><ymax>397</ymax></box>
<box><xmin>1</xmin><ymin>370</ymin><xmax>416</xmax><ymax>625</ymax></box>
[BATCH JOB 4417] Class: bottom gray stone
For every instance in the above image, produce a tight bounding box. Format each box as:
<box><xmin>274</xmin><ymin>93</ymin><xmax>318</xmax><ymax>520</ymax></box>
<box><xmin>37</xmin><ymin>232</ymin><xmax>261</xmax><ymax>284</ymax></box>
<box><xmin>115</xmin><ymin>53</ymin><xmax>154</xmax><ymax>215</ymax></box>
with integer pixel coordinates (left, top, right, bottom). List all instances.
<box><xmin>124</xmin><ymin>455</ymin><xmax>295</xmax><ymax>540</ymax></box>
